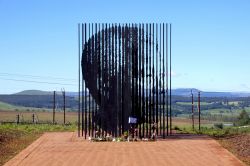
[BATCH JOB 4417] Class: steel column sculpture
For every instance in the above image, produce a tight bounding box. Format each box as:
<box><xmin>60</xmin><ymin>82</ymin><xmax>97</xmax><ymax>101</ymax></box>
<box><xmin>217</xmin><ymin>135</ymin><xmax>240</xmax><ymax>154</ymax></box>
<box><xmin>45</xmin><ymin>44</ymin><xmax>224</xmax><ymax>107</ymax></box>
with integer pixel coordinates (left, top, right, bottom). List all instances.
<box><xmin>78</xmin><ymin>23</ymin><xmax>172</xmax><ymax>139</ymax></box>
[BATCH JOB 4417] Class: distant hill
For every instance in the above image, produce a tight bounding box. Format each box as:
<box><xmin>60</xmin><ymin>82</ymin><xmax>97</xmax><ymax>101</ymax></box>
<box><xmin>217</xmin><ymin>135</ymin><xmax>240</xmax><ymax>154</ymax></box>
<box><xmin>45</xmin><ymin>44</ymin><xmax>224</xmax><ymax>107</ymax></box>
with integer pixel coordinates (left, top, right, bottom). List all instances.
<box><xmin>65</xmin><ymin>91</ymin><xmax>90</xmax><ymax>97</ymax></box>
<box><xmin>14</xmin><ymin>90</ymin><xmax>82</xmax><ymax>96</ymax></box>
<box><xmin>15</xmin><ymin>90</ymin><xmax>53</xmax><ymax>95</ymax></box>
<box><xmin>200</xmin><ymin>92</ymin><xmax>250</xmax><ymax>98</ymax></box>
<box><xmin>1</xmin><ymin>89</ymin><xmax>250</xmax><ymax>112</ymax></box>
<box><xmin>11</xmin><ymin>89</ymin><xmax>250</xmax><ymax>98</ymax></box>
<box><xmin>172</xmin><ymin>88</ymin><xmax>200</xmax><ymax>96</ymax></box>
<box><xmin>172</xmin><ymin>88</ymin><xmax>250</xmax><ymax>97</ymax></box>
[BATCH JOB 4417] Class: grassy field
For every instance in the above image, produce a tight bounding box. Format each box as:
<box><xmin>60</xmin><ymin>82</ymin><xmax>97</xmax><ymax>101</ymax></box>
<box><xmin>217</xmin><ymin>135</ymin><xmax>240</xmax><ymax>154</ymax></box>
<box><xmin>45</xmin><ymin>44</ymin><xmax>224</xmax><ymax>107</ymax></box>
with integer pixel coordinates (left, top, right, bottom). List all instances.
<box><xmin>176</xmin><ymin>101</ymin><xmax>213</xmax><ymax>106</ymax></box>
<box><xmin>202</xmin><ymin>107</ymin><xmax>250</xmax><ymax>114</ymax></box>
<box><xmin>0</xmin><ymin>101</ymin><xmax>77</xmax><ymax>124</ymax></box>
<box><xmin>171</xmin><ymin>117</ymin><xmax>215</xmax><ymax>129</ymax></box>
<box><xmin>0</xmin><ymin>101</ymin><xmax>79</xmax><ymax>124</ymax></box>
<box><xmin>0</xmin><ymin>109</ymin><xmax>226</xmax><ymax>128</ymax></box>
<box><xmin>228</xmin><ymin>101</ymin><xmax>240</xmax><ymax>106</ymax></box>
<box><xmin>0</xmin><ymin>123</ymin><xmax>76</xmax><ymax>165</ymax></box>
<box><xmin>0</xmin><ymin>110</ymin><xmax>78</xmax><ymax>124</ymax></box>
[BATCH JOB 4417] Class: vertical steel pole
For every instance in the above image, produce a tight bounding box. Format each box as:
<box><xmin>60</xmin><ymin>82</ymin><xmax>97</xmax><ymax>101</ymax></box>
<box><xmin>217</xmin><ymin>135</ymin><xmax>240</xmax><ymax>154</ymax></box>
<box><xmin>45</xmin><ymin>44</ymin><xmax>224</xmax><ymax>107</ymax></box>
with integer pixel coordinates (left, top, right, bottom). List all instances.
<box><xmin>149</xmin><ymin>23</ymin><xmax>152</xmax><ymax>137</ymax></box>
<box><xmin>53</xmin><ymin>90</ymin><xmax>55</xmax><ymax>124</ymax></box>
<box><xmin>118</xmin><ymin>24</ymin><xmax>121</xmax><ymax>136</ymax></box>
<box><xmin>78</xmin><ymin>24</ymin><xmax>81</xmax><ymax>136</ymax></box>
<box><xmin>63</xmin><ymin>90</ymin><xmax>66</xmax><ymax>125</ymax></box>
<box><xmin>108</xmin><ymin>23</ymin><xmax>111</xmax><ymax>135</ymax></box>
<box><xmin>170</xmin><ymin>24</ymin><xmax>172</xmax><ymax>135</ymax></box>
<box><xmin>129</xmin><ymin>23</ymin><xmax>132</xmax><ymax>137</ymax></box>
<box><xmin>146</xmin><ymin>23</ymin><xmax>148</xmax><ymax>138</ymax></box>
<box><xmin>163</xmin><ymin>23</ymin><xmax>165</xmax><ymax>139</ymax></box>
<box><xmin>156</xmin><ymin>24</ymin><xmax>159</xmax><ymax>136</ymax></box>
<box><xmin>91</xmin><ymin>23</ymin><xmax>94</xmax><ymax>137</ymax></box>
<box><xmin>91</xmin><ymin>23</ymin><xmax>93</xmax><ymax>137</ymax></box>
<box><xmin>159</xmin><ymin>24</ymin><xmax>162</xmax><ymax>136</ymax></box>
<box><xmin>98</xmin><ymin>23</ymin><xmax>101</xmax><ymax>136</ymax></box>
<box><xmin>132</xmin><ymin>24</ymin><xmax>134</xmax><ymax>120</ymax></box>
<box><xmin>120</xmin><ymin>24</ymin><xmax>123</xmax><ymax>136</ymax></box>
<box><xmin>88</xmin><ymin>23</ymin><xmax>91</xmax><ymax>137</ymax></box>
<box><xmin>135</xmin><ymin>23</ymin><xmax>139</xmax><ymax>138</ymax></box>
<box><xmin>138</xmin><ymin>23</ymin><xmax>141</xmax><ymax>138</ymax></box>
<box><xmin>121</xmin><ymin>25</ymin><xmax>124</xmax><ymax>135</ymax></box>
<box><xmin>114</xmin><ymin>24</ymin><xmax>118</xmax><ymax>137</ymax></box>
<box><xmin>111</xmin><ymin>23</ymin><xmax>115</xmax><ymax>136</ymax></box>
<box><xmin>105</xmin><ymin>23</ymin><xmax>107</xmax><ymax>135</ymax></box>
<box><xmin>166</xmin><ymin>23</ymin><xmax>169</xmax><ymax>136</ymax></box>
<box><xmin>192</xmin><ymin>90</ymin><xmax>194</xmax><ymax>130</ymax></box>
<box><xmin>84</xmin><ymin>23</ymin><xmax>87</xmax><ymax>139</ymax></box>
<box><xmin>101</xmin><ymin>23</ymin><xmax>105</xmax><ymax>137</ymax></box>
<box><xmin>95</xmin><ymin>23</ymin><xmax>98</xmax><ymax>136</ymax></box>
<box><xmin>152</xmin><ymin>23</ymin><xmax>155</xmax><ymax>135</ymax></box>
<box><xmin>198</xmin><ymin>91</ymin><xmax>201</xmax><ymax>131</ymax></box>
<box><xmin>32</xmin><ymin>113</ymin><xmax>35</xmax><ymax>123</ymax></box>
<box><xmin>142</xmin><ymin>23</ymin><xmax>145</xmax><ymax>138</ymax></box>
<box><xmin>81</xmin><ymin>24</ymin><xmax>84</xmax><ymax>136</ymax></box>
<box><xmin>17</xmin><ymin>114</ymin><xmax>20</xmax><ymax>124</ymax></box>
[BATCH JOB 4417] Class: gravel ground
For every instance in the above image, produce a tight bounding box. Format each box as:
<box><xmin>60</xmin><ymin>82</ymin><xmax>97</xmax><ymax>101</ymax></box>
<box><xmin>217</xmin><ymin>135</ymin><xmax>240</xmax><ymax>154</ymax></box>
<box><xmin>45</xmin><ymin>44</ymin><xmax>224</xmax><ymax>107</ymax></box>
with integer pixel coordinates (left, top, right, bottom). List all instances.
<box><xmin>4</xmin><ymin>132</ymin><xmax>244</xmax><ymax>166</ymax></box>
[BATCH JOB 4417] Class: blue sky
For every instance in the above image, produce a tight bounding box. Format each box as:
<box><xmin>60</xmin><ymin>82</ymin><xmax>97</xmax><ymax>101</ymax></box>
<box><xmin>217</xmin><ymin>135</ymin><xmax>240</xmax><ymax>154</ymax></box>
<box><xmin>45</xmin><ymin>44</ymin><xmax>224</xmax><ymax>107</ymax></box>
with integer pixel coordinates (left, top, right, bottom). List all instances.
<box><xmin>0</xmin><ymin>0</ymin><xmax>250</xmax><ymax>94</ymax></box>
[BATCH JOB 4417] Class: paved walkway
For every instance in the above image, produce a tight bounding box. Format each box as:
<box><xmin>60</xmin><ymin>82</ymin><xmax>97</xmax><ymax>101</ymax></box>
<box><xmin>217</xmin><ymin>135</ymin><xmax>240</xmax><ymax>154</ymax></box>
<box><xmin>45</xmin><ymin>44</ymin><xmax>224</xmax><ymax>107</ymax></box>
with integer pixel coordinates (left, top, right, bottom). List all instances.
<box><xmin>5</xmin><ymin>132</ymin><xmax>244</xmax><ymax>166</ymax></box>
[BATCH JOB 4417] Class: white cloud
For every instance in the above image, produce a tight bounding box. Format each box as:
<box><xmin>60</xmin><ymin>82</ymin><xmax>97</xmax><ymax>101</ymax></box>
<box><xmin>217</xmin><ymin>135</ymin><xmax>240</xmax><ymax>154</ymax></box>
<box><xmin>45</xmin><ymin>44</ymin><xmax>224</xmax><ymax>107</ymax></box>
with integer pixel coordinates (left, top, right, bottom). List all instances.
<box><xmin>169</xmin><ymin>70</ymin><xmax>184</xmax><ymax>77</ymax></box>
<box><xmin>239</xmin><ymin>84</ymin><xmax>250</xmax><ymax>92</ymax></box>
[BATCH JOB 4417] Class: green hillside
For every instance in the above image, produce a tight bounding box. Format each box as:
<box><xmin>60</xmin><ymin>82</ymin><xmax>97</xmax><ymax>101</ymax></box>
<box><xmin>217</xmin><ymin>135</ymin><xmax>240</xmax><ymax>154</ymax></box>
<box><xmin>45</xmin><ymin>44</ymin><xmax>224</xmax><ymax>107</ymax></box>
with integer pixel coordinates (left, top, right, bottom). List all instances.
<box><xmin>0</xmin><ymin>101</ymin><xmax>26</xmax><ymax>111</ymax></box>
<box><xmin>0</xmin><ymin>101</ymin><xmax>50</xmax><ymax>112</ymax></box>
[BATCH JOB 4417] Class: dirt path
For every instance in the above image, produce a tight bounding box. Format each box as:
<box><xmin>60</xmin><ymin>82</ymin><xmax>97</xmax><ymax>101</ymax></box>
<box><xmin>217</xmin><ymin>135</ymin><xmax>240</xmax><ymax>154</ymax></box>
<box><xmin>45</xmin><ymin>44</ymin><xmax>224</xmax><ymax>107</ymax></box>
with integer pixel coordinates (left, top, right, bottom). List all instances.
<box><xmin>4</xmin><ymin>132</ymin><xmax>244</xmax><ymax>166</ymax></box>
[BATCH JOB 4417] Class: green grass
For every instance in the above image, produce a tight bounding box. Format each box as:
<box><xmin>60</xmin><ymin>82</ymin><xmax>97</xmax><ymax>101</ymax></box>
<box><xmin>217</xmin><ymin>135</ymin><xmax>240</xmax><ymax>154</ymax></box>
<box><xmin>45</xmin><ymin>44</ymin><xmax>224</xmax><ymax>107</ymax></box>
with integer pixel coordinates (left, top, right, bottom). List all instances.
<box><xmin>0</xmin><ymin>123</ymin><xmax>77</xmax><ymax>133</ymax></box>
<box><xmin>176</xmin><ymin>101</ymin><xmax>212</xmax><ymax>106</ymax></box>
<box><xmin>176</xmin><ymin>125</ymin><xmax>250</xmax><ymax>137</ymax></box>
<box><xmin>202</xmin><ymin>107</ymin><xmax>250</xmax><ymax>116</ymax></box>
<box><xmin>227</xmin><ymin>101</ymin><xmax>240</xmax><ymax>106</ymax></box>
<box><xmin>0</xmin><ymin>101</ymin><xmax>24</xmax><ymax>111</ymax></box>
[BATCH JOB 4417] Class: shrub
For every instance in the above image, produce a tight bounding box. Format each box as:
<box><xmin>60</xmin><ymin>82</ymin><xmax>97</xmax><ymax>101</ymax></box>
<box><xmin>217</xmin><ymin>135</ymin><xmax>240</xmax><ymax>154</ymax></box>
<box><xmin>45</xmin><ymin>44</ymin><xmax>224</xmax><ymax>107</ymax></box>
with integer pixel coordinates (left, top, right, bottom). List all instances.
<box><xmin>236</xmin><ymin>110</ymin><xmax>250</xmax><ymax>126</ymax></box>
<box><xmin>214</xmin><ymin>123</ymin><xmax>223</xmax><ymax>129</ymax></box>
<box><xmin>174</xmin><ymin>126</ymin><xmax>180</xmax><ymax>130</ymax></box>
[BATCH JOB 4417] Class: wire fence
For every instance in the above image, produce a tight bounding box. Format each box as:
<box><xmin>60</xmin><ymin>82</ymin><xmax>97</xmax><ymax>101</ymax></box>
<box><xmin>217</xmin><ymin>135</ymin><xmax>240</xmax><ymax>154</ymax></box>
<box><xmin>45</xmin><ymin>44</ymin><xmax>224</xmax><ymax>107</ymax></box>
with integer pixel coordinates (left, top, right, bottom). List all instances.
<box><xmin>0</xmin><ymin>110</ymin><xmax>78</xmax><ymax>125</ymax></box>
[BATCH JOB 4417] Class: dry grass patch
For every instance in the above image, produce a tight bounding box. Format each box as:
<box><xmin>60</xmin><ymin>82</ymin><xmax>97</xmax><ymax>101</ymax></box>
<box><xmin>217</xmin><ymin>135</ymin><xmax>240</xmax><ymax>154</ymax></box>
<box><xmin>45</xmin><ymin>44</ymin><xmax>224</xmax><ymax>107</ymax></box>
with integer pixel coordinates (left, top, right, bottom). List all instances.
<box><xmin>0</xmin><ymin>128</ymin><xmax>41</xmax><ymax>165</ymax></box>
<box><xmin>218</xmin><ymin>134</ymin><xmax>250</xmax><ymax>166</ymax></box>
<box><xmin>0</xmin><ymin>124</ymin><xmax>76</xmax><ymax>166</ymax></box>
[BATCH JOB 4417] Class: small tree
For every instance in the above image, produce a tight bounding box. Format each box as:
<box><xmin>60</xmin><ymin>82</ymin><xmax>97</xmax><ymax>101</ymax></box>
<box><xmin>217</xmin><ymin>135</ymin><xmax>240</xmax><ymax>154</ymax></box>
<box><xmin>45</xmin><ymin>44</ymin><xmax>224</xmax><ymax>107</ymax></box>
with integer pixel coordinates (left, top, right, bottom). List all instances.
<box><xmin>237</xmin><ymin>109</ymin><xmax>250</xmax><ymax>126</ymax></box>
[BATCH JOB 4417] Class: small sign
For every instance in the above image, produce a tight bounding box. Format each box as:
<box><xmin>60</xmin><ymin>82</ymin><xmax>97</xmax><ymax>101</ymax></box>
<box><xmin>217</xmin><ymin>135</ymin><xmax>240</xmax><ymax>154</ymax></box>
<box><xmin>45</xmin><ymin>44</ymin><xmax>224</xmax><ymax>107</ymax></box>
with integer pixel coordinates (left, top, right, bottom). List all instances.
<box><xmin>128</xmin><ymin>117</ymin><xmax>137</xmax><ymax>124</ymax></box>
